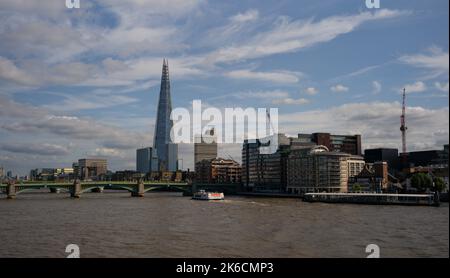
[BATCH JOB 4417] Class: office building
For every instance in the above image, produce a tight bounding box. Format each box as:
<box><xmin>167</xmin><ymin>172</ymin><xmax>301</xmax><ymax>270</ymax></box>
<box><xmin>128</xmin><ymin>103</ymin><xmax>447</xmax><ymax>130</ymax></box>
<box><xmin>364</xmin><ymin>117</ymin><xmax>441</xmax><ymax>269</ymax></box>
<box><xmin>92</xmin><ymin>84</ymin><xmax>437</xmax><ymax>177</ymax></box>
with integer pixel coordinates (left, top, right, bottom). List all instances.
<box><xmin>297</xmin><ymin>132</ymin><xmax>362</xmax><ymax>155</ymax></box>
<box><xmin>286</xmin><ymin>145</ymin><xmax>365</xmax><ymax>194</ymax></box>
<box><xmin>196</xmin><ymin>158</ymin><xmax>242</xmax><ymax>184</ymax></box>
<box><xmin>136</xmin><ymin>147</ymin><xmax>158</xmax><ymax>174</ymax></box>
<box><xmin>364</xmin><ymin>148</ymin><xmax>399</xmax><ymax>172</ymax></box>
<box><xmin>405</xmin><ymin>144</ymin><xmax>449</xmax><ymax>167</ymax></box>
<box><xmin>78</xmin><ymin>158</ymin><xmax>108</xmax><ymax>180</ymax></box>
<box><xmin>242</xmin><ymin>134</ymin><xmax>304</xmax><ymax>190</ymax></box>
<box><xmin>153</xmin><ymin>59</ymin><xmax>178</xmax><ymax>171</ymax></box>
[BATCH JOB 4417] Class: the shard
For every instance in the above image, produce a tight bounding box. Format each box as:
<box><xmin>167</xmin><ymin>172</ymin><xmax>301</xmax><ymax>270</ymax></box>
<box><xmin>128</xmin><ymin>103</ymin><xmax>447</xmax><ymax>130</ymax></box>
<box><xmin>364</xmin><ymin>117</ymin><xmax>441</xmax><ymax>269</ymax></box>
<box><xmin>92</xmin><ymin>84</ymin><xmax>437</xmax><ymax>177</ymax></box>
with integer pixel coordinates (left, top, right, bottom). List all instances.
<box><xmin>153</xmin><ymin>59</ymin><xmax>178</xmax><ymax>171</ymax></box>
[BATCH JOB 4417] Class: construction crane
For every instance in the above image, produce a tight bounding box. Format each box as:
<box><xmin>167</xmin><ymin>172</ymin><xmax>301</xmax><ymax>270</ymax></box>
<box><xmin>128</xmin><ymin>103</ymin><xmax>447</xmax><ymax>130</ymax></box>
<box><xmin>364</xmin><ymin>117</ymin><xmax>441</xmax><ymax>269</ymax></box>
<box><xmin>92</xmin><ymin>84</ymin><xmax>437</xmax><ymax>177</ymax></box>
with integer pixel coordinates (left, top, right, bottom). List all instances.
<box><xmin>400</xmin><ymin>88</ymin><xmax>408</xmax><ymax>165</ymax></box>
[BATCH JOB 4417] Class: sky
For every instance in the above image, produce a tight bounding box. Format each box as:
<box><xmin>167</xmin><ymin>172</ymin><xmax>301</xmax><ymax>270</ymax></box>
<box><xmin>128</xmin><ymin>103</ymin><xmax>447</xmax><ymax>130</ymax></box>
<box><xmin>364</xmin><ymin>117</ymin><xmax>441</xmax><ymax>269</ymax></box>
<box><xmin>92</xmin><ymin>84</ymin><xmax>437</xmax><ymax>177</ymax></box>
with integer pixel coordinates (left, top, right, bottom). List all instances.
<box><xmin>0</xmin><ymin>0</ymin><xmax>448</xmax><ymax>176</ymax></box>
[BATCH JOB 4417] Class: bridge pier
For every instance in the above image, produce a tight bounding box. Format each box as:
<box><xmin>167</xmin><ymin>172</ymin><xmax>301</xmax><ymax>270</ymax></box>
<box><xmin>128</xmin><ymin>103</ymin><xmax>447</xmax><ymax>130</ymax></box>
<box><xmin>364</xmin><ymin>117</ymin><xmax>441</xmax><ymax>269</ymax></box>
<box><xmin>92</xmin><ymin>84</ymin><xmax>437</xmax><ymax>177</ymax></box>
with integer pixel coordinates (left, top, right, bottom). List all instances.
<box><xmin>131</xmin><ymin>180</ymin><xmax>145</xmax><ymax>197</ymax></box>
<box><xmin>6</xmin><ymin>184</ymin><xmax>16</xmax><ymax>199</ymax></box>
<box><xmin>50</xmin><ymin>188</ymin><xmax>61</xmax><ymax>194</ymax></box>
<box><xmin>70</xmin><ymin>180</ymin><xmax>82</xmax><ymax>198</ymax></box>
<box><xmin>91</xmin><ymin>186</ymin><xmax>104</xmax><ymax>193</ymax></box>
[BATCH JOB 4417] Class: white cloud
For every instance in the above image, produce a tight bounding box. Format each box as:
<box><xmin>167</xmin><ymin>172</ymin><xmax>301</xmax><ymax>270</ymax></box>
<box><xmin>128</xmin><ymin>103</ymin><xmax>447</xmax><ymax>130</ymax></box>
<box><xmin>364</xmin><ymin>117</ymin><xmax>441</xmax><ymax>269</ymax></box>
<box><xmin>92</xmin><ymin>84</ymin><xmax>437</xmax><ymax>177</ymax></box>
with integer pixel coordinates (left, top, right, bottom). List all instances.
<box><xmin>228</xmin><ymin>90</ymin><xmax>290</xmax><ymax>100</ymax></box>
<box><xmin>205</xmin><ymin>9</ymin><xmax>408</xmax><ymax>64</ymax></box>
<box><xmin>330</xmin><ymin>84</ymin><xmax>349</xmax><ymax>93</ymax></box>
<box><xmin>403</xmin><ymin>81</ymin><xmax>427</xmax><ymax>94</ymax></box>
<box><xmin>272</xmin><ymin>97</ymin><xmax>309</xmax><ymax>105</ymax></box>
<box><xmin>435</xmin><ymin>81</ymin><xmax>449</xmax><ymax>92</ymax></box>
<box><xmin>304</xmin><ymin>87</ymin><xmax>318</xmax><ymax>95</ymax></box>
<box><xmin>230</xmin><ymin>9</ymin><xmax>259</xmax><ymax>23</ymax></box>
<box><xmin>399</xmin><ymin>47</ymin><xmax>449</xmax><ymax>79</ymax></box>
<box><xmin>372</xmin><ymin>81</ymin><xmax>382</xmax><ymax>95</ymax></box>
<box><xmin>278</xmin><ymin>102</ymin><xmax>449</xmax><ymax>152</ymax></box>
<box><xmin>0</xmin><ymin>56</ymin><xmax>37</xmax><ymax>86</ymax></box>
<box><xmin>224</xmin><ymin>69</ymin><xmax>301</xmax><ymax>83</ymax></box>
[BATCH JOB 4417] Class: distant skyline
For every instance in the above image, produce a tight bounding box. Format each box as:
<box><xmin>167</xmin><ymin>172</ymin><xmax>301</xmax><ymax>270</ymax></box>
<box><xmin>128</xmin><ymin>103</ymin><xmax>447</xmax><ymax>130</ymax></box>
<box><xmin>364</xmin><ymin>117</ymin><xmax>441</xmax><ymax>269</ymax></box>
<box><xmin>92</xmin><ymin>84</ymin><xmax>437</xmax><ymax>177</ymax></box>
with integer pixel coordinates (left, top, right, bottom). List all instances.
<box><xmin>0</xmin><ymin>0</ymin><xmax>448</xmax><ymax>175</ymax></box>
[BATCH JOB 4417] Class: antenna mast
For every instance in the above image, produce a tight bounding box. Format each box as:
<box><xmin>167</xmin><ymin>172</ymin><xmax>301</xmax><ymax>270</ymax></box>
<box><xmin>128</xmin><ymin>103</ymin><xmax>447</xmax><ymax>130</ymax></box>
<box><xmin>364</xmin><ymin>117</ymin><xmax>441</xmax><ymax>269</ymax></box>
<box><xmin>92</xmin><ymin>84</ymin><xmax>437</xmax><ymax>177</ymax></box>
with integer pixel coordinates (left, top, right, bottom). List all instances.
<box><xmin>400</xmin><ymin>88</ymin><xmax>408</xmax><ymax>164</ymax></box>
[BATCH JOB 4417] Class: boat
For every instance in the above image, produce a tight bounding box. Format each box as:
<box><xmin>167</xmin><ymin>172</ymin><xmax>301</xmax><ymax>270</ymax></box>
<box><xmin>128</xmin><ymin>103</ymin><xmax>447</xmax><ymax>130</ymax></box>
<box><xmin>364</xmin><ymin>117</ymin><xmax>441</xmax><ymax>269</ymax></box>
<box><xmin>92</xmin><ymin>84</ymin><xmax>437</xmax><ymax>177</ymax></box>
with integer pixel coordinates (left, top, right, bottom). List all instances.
<box><xmin>192</xmin><ymin>190</ymin><xmax>224</xmax><ymax>200</ymax></box>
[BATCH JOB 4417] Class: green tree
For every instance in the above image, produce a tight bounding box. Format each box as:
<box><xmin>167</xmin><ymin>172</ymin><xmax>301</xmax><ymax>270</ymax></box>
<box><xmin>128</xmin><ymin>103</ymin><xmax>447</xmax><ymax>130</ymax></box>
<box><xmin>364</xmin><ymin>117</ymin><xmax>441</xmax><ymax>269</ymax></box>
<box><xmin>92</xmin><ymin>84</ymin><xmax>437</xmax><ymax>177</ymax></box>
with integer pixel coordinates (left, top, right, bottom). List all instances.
<box><xmin>433</xmin><ymin>177</ymin><xmax>446</xmax><ymax>193</ymax></box>
<box><xmin>352</xmin><ymin>183</ymin><xmax>362</xmax><ymax>192</ymax></box>
<box><xmin>410</xmin><ymin>173</ymin><xmax>433</xmax><ymax>192</ymax></box>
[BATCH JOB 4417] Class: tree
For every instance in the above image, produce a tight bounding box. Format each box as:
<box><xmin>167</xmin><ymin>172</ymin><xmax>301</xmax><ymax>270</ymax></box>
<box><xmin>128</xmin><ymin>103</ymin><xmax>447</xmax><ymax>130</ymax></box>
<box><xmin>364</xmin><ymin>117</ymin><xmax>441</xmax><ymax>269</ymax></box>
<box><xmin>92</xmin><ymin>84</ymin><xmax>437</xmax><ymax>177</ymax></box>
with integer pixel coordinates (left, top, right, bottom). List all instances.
<box><xmin>410</xmin><ymin>173</ymin><xmax>433</xmax><ymax>192</ymax></box>
<box><xmin>352</xmin><ymin>183</ymin><xmax>362</xmax><ymax>192</ymax></box>
<box><xmin>433</xmin><ymin>177</ymin><xmax>447</xmax><ymax>193</ymax></box>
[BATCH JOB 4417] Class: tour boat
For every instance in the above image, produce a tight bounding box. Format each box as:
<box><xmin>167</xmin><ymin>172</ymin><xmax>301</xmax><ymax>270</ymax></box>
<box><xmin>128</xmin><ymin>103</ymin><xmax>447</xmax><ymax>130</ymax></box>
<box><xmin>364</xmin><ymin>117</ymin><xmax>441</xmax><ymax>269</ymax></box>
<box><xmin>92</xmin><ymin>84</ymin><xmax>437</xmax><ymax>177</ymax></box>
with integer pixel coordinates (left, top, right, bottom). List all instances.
<box><xmin>192</xmin><ymin>190</ymin><xmax>224</xmax><ymax>200</ymax></box>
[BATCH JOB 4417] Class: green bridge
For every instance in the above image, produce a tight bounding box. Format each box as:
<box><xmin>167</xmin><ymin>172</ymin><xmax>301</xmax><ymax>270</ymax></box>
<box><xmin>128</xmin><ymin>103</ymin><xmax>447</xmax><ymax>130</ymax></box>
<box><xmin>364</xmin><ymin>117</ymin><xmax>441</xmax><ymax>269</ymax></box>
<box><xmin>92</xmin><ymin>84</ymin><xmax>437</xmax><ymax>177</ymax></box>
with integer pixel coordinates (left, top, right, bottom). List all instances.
<box><xmin>0</xmin><ymin>180</ymin><xmax>239</xmax><ymax>199</ymax></box>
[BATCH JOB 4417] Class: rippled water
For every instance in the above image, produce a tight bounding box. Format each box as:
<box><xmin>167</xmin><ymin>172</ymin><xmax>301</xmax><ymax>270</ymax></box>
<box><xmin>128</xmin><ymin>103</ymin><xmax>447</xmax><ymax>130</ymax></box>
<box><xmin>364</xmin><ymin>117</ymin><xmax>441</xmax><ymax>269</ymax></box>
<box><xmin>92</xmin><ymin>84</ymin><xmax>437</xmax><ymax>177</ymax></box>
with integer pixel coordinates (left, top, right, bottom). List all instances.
<box><xmin>0</xmin><ymin>191</ymin><xmax>448</xmax><ymax>258</ymax></box>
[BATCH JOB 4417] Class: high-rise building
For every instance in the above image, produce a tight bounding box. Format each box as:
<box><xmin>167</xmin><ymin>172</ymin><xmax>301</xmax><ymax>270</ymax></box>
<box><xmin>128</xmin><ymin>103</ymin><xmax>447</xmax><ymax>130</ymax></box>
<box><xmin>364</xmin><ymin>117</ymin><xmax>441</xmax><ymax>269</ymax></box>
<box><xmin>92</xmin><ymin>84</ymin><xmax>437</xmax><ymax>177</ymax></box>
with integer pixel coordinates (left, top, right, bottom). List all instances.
<box><xmin>298</xmin><ymin>133</ymin><xmax>362</xmax><ymax>155</ymax></box>
<box><xmin>78</xmin><ymin>158</ymin><xmax>108</xmax><ymax>180</ymax></box>
<box><xmin>136</xmin><ymin>147</ymin><xmax>158</xmax><ymax>174</ymax></box>
<box><xmin>0</xmin><ymin>167</ymin><xmax>4</xmax><ymax>179</ymax></box>
<box><xmin>153</xmin><ymin>59</ymin><xmax>178</xmax><ymax>171</ymax></box>
<box><xmin>194</xmin><ymin>128</ymin><xmax>218</xmax><ymax>166</ymax></box>
<box><xmin>242</xmin><ymin>134</ymin><xmax>299</xmax><ymax>191</ymax></box>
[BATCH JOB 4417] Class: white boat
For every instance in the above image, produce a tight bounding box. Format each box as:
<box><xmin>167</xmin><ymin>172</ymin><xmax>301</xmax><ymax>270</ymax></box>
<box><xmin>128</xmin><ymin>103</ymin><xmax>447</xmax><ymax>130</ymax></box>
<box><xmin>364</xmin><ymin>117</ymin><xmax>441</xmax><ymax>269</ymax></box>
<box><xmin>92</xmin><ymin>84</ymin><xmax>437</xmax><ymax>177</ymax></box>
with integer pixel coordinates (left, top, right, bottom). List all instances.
<box><xmin>192</xmin><ymin>190</ymin><xmax>224</xmax><ymax>200</ymax></box>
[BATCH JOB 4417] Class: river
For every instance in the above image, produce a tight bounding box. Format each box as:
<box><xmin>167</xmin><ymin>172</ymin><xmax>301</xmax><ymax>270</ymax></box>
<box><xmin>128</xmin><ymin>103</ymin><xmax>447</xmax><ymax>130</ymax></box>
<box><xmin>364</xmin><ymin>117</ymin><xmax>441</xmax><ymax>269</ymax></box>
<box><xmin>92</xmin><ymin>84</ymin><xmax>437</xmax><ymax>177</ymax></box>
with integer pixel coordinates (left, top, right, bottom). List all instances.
<box><xmin>0</xmin><ymin>191</ymin><xmax>448</xmax><ymax>258</ymax></box>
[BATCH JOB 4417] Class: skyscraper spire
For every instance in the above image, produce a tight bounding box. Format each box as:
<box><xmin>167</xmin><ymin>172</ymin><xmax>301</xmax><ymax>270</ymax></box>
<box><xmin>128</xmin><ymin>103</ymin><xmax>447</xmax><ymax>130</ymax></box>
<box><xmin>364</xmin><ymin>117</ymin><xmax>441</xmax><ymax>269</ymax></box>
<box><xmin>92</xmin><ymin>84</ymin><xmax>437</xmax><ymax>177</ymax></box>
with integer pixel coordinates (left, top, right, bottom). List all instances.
<box><xmin>153</xmin><ymin>59</ymin><xmax>178</xmax><ymax>171</ymax></box>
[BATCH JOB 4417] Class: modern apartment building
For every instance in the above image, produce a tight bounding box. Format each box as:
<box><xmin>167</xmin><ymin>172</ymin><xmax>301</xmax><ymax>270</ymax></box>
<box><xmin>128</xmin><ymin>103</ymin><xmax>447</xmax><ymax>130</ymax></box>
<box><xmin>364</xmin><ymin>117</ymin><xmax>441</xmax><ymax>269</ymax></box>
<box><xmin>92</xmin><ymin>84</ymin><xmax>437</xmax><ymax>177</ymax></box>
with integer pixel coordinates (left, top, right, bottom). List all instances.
<box><xmin>286</xmin><ymin>145</ymin><xmax>365</xmax><ymax>194</ymax></box>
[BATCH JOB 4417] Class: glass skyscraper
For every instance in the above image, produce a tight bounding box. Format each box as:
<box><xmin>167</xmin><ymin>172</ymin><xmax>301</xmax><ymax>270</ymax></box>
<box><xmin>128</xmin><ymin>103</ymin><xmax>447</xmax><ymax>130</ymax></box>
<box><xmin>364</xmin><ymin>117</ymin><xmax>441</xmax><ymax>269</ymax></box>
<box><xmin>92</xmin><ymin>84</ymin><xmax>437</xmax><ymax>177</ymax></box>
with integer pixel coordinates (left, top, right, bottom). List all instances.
<box><xmin>153</xmin><ymin>59</ymin><xmax>178</xmax><ymax>171</ymax></box>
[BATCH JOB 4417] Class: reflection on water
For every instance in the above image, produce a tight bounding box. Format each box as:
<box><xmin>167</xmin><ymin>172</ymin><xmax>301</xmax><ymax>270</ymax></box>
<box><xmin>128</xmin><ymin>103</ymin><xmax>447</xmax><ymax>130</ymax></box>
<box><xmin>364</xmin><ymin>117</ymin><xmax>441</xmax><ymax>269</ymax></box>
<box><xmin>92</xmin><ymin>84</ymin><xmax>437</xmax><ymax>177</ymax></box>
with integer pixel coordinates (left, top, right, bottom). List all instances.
<box><xmin>0</xmin><ymin>191</ymin><xmax>448</xmax><ymax>258</ymax></box>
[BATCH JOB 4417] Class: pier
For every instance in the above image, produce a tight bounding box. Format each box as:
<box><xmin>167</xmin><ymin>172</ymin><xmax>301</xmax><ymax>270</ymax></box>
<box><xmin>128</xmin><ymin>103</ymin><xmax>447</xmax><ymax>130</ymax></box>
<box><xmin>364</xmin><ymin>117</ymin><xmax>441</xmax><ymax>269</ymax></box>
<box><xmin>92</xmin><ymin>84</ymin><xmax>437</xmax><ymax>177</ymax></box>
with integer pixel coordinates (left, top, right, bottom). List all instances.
<box><xmin>302</xmin><ymin>192</ymin><xmax>440</xmax><ymax>206</ymax></box>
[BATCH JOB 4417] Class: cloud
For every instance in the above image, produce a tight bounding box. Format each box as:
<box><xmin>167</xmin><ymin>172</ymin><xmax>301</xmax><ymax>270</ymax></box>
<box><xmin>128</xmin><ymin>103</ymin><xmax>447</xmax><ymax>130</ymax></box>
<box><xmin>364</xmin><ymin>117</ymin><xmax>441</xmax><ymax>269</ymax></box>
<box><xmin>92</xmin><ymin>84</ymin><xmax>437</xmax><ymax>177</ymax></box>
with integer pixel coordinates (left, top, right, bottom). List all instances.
<box><xmin>435</xmin><ymin>81</ymin><xmax>449</xmax><ymax>92</ymax></box>
<box><xmin>330</xmin><ymin>84</ymin><xmax>349</xmax><ymax>93</ymax></box>
<box><xmin>403</xmin><ymin>81</ymin><xmax>427</xmax><ymax>94</ymax></box>
<box><xmin>224</xmin><ymin>69</ymin><xmax>301</xmax><ymax>83</ymax></box>
<box><xmin>278</xmin><ymin>102</ymin><xmax>449</xmax><ymax>151</ymax></box>
<box><xmin>0</xmin><ymin>97</ymin><xmax>149</xmax><ymax>150</ymax></box>
<box><xmin>230</xmin><ymin>9</ymin><xmax>259</xmax><ymax>23</ymax></box>
<box><xmin>0</xmin><ymin>57</ymin><xmax>37</xmax><ymax>86</ymax></box>
<box><xmin>214</xmin><ymin>90</ymin><xmax>290</xmax><ymax>100</ymax></box>
<box><xmin>272</xmin><ymin>97</ymin><xmax>309</xmax><ymax>105</ymax></box>
<box><xmin>1</xmin><ymin>142</ymin><xmax>70</xmax><ymax>156</ymax></box>
<box><xmin>372</xmin><ymin>81</ymin><xmax>382</xmax><ymax>95</ymax></box>
<box><xmin>399</xmin><ymin>47</ymin><xmax>449</xmax><ymax>79</ymax></box>
<box><xmin>205</xmin><ymin>9</ymin><xmax>408</xmax><ymax>64</ymax></box>
<box><xmin>304</xmin><ymin>87</ymin><xmax>318</xmax><ymax>95</ymax></box>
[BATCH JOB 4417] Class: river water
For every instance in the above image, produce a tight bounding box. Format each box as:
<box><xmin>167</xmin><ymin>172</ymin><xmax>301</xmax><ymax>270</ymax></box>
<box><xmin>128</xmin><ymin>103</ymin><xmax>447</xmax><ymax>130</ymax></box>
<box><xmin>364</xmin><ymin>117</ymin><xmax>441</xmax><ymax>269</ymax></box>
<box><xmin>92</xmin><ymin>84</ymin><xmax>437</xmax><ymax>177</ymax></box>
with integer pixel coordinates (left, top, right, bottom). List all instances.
<box><xmin>0</xmin><ymin>191</ymin><xmax>448</xmax><ymax>258</ymax></box>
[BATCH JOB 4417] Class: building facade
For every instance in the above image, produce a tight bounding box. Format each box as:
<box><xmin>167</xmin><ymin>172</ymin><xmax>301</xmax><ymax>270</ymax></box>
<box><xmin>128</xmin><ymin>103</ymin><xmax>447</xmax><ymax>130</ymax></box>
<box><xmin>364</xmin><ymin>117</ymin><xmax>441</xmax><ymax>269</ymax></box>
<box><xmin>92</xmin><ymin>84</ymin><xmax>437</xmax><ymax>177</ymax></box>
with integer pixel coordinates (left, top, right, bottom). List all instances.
<box><xmin>196</xmin><ymin>158</ymin><xmax>241</xmax><ymax>184</ymax></box>
<box><xmin>364</xmin><ymin>148</ymin><xmax>399</xmax><ymax>172</ymax></box>
<box><xmin>153</xmin><ymin>59</ymin><xmax>178</xmax><ymax>171</ymax></box>
<box><xmin>286</xmin><ymin>145</ymin><xmax>365</xmax><ymax>194</ymax></box>
<box><xmin>349</xmin><ymin>162</ymin><xmax>391</xmax><ymax>192</ymax></box>
<box><xmin>78</xmin><ymin>158</ymin><xmax>108</xmax><ymax>180</ymax></box>
<box><xmin>194</xmin><ymin>128</ymin><xmax>218</xmax><ymax>166</ymax></box>
<box><xmin>298</xmin><ymin>133</ymin><xmax>362</xmax><ymax>155</ymax></box>
<box><xmin>242</xmin><ymin>134</ymin><xmax>290</xmax><ymax>190</ymax></box>
<box><xmin>405</xmin><ymin>144</ymin><xmax>449</xmax><ymax>167</ymax></box>
<box><xmin>136</xmin><ymin>147</ymin><xmax>158</xmax><ymax>174</ymax></box>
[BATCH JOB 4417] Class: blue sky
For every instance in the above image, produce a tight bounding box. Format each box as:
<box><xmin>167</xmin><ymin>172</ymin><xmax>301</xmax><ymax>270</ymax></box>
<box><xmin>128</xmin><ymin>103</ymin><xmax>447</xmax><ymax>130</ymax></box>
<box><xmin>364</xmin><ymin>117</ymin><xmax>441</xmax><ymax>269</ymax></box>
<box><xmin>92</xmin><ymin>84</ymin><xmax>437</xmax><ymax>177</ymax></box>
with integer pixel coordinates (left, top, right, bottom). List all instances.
<box><xmin>0</xmin><ymin>0</ymin><xmax>448</xmax><ymax>175</ymax></box>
